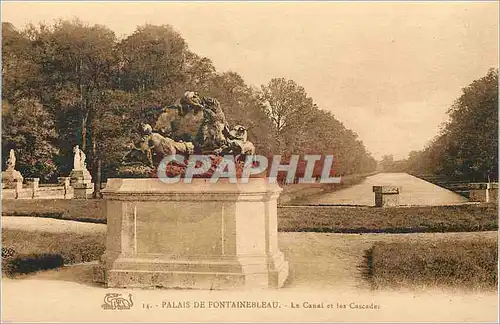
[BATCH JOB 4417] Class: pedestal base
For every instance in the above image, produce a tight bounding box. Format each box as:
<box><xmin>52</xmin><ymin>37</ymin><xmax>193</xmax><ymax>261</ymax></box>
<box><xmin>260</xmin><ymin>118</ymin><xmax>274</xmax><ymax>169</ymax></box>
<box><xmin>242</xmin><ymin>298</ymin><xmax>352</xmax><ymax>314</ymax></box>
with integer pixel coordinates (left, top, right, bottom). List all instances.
<box><xmin>95</xmin><ymin>178</ymin><xmax>289</xmax><ymax>289</ymax></box>
<box><xmin>2</xmin><ymin>169</ymin><xmax>23</xmax><ymax>189</ymax></box>
<box><xmin>70</xmin><ymin>169</ymin><xmax>93</xmax><ymax>199</ymax></box>
<box><xmin>94</xmin><ymin>255</ymin><xmax>289</xmax><ymax>289</ymax></box>
<box><xmin>73</xmin><ymin>183</ymin><xmax>94</xmax><ymax>199</ymax></box>
<box><xmin>373</xmin><ymin>186</ymin><xmax>401</xmax><ymax>207</ymax></box>
<box><xmin>69</xmin><ymin>169</ymin><xmax>92</xmax><ymax>184</ymax></box>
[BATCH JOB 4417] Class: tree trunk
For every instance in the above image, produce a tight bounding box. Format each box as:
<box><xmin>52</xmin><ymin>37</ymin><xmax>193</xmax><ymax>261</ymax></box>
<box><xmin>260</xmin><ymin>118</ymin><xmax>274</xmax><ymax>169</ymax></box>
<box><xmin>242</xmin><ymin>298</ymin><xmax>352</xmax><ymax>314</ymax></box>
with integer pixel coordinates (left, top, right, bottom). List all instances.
<box><xmin>94</xmin><ymin>158</ymin><xmax>102</xmax><ymax>199</ymax></box>
<box><xmin>81</xmin><ymin>111</ymin><xmax>87</xmax><ymax>151</ymax></box>
<box><xmin>91</xmin><ymin>137</ymin><xmax>102</xmax><ymax>199</ymax></box>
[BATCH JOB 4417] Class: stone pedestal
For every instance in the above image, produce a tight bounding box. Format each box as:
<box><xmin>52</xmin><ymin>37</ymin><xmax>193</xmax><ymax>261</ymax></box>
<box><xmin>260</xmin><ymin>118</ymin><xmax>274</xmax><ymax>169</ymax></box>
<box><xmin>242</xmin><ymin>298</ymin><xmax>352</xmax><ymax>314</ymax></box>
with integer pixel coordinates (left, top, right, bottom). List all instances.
<box><xmin>2</xmin><ymin>168</ymin><xmax>23</xmax><ymax>189</ymax></box>
<box><xmin>486</xmin><ymin>183</ymin><xmax>498</xmax><ymax>203</ymax></box>
<box><xmin>373</xmin><ymin>186</ymin><xmax>401</xmax><ymax>207</ymax></box>
<box><xmin>26</xmin><ymin>178</ymin><xmax>39</xmax><ymax>199</ymax></box>
<box><xmin>69</xmin><ymin>169</ymin><xmax>93</xmax><ymax>199</ymax></box>
<box><xmin>58</xmin><ymin>177</ymin><xmax>73</xmax><ymax>199</ymax></box>
<box><xmin>94</xmin><ymin>178</ymin><xmax>289</xmax><ymax>290</ymax></box>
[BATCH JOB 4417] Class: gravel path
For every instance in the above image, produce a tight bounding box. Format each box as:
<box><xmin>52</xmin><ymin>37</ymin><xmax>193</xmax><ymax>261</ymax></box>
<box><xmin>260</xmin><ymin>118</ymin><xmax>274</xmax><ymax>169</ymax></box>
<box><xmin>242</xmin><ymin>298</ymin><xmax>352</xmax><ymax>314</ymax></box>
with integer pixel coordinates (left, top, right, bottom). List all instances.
<box><xmin>280</xmin><ymin>231</ymin><xmax>498</xmax><ymax>290</ymax></box>
<box><xmin>2</xmin><ymin>216</ymin><xmax>496</xmax><ymax>291</ymax></box>
<box><xmin>1</xmin><ymin>216</ymin><xmax>106</xmax><ymax>234</ymax></box>
<box><xmin>3</xmin><ymin>262</ymin><xmax>498</xmax><ymax>322</ymax></box>
<box><xmin>1</xmin><ymin>217</ymin><xmax>497</xmax><ymax>322</ymax></box>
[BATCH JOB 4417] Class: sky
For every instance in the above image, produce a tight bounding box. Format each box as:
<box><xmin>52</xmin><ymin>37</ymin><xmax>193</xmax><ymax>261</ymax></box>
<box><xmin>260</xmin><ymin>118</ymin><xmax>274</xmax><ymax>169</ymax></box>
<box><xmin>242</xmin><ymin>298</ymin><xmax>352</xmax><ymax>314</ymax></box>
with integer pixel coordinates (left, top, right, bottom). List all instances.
<box><xmin>2</xmin><ymin>1</ymin><xmax>498</xmax><ymax>159</ymax></box>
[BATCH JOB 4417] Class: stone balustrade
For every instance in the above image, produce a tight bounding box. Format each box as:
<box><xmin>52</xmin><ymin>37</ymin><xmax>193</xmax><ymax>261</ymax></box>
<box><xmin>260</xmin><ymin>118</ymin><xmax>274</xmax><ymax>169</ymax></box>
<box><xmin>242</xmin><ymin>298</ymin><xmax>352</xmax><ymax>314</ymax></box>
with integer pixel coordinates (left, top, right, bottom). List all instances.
<box><xmin>25</xmin><ymin>178</ymin><xmax>40</xmax><ymax>199</ymax></box>
<box><xmin>58</xmin><ymin>177</ymin><xmax>73</xmax><ymax>199</ymax></box>
<box><xmin>468</xmin><ymin>182</ymin><xmax>498</xmax><ymax>203</ymax></box>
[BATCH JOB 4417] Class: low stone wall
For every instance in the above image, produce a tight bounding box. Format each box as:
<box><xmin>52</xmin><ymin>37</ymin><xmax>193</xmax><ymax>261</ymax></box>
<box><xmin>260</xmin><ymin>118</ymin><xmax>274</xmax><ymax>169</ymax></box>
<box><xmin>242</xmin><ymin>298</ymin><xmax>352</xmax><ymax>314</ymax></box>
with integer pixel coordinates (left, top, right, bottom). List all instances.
<box><xmin>279</xmin><ymin>183</ymin><xmax>334</xmax><ymax>205</ymax></box>
<box><xmin>412</xmin><ymin>175</ymin><xmax>498</xmax><ymax>203</ymax></box>
<box><xmin>468</xmin><ymin>183</ymin><xmax>498</xmax><ymax>203</ymax></box>
<box><xmin>2</xmin><ymin>186</ymin><xmax>71</xmax><ymax>199</ymax></box>
<box><xmin>2</xmin><ymin>177</ymin><xmax>77</xmax><ymax>200</ymax></box>
<box><xmin>1</xmin><ymin>176</ymin><xmax>104</xmax><ymax>200</ymax></box>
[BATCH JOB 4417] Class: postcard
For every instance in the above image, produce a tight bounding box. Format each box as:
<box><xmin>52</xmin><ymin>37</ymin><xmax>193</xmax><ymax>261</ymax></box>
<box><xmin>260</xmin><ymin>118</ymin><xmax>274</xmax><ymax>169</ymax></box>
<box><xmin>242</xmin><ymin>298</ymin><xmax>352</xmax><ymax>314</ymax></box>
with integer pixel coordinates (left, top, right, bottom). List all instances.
<box><xmin>1</xmin><ymin>1</ymin><xmax>498</xmax><ymax>322</ymax></box>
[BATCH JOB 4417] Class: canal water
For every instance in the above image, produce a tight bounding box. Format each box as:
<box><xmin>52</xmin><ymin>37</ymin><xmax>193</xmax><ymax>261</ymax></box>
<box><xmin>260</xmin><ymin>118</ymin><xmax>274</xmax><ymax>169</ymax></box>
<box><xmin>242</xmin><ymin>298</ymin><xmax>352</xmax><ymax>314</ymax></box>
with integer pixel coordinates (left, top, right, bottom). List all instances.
<box><xmin>302</xmin><ymin>172</ymin><xmax>469</xmax><ymax>206</ymax></box>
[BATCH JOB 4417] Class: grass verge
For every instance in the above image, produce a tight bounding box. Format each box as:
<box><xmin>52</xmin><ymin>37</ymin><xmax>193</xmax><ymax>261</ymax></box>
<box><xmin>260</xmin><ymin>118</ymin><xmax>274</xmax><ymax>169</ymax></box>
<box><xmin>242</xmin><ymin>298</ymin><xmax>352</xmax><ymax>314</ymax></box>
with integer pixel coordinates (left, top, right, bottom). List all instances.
<box><xmin>2</xmin><ymin>229</ymin><xmax>105</xmax><ymax>277</ymax></box>
<box><xmin>366</xmin><ymin>237</ymin><xmax>498</xmax><ymax>290</ymax></box>
<box><xmin>284</xmin><ymin>171</ymin><xmax>379</xmax><ymax>205</ymax></box>
<box><xmin>278</xmin><ymin>204</ymin><xmax>498</xmax><ymax>233</ymax></box>
<box><xmin>2</xmin><ymin>199</ymin><xmax>105</xmax><ymax>223</ymax></box>
<box><xmin>4</xmin><ymin>203</ymin><xmax>497</xmax><ymax>233</ymax></box>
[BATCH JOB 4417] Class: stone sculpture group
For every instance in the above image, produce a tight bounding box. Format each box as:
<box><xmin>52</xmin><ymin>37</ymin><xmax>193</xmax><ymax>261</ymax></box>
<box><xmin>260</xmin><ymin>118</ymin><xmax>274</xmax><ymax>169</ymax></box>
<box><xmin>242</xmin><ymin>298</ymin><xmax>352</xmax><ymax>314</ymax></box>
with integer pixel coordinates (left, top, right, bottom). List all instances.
<box><xmin>123</xmin><ymin>91</ymin><xmax>255</xmax><ymax>170</ymax></box>
<box><xmin>96</xmin><ymin>92</ymin><xmax>289</xmax><ymax>289</ymax></box>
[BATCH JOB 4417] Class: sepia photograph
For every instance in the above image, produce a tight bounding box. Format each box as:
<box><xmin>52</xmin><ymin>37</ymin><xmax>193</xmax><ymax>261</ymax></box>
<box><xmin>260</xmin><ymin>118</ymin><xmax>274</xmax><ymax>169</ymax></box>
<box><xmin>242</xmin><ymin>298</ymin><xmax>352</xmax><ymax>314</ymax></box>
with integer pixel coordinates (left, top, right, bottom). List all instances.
<box><xmin>1</xmin><ymin>1</ymin><xmax>498</xmax><ymax>322</ymax></box>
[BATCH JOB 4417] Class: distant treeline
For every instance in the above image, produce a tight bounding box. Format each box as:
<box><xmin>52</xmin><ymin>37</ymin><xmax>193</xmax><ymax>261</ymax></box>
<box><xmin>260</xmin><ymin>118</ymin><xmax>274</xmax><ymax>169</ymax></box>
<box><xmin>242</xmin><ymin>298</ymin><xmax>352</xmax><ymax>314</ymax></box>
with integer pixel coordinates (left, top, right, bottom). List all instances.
<box><xmin>379</xmin><ymin>68</ymin><xmax>498</xmax><ymax>182</ymax></box>
<box><xmin>1</xmin><ymin>20</ymin><xmax>377</xmax><ymax>188</ymax></box>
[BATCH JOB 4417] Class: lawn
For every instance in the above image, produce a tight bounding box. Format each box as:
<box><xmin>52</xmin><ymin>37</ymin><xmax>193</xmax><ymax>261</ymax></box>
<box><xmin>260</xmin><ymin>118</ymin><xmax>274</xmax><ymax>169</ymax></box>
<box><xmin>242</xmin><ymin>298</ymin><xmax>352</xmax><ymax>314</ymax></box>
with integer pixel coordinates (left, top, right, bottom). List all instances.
<box><xmin>2</xmin><ymin>229</ymin><xmax>105</xmax><ymax>277</ymax></box>
<box><xmin>278</xmin><ymin>204</ymin><xmax>498</xmax><ymax>233</ymax></box>
<box><xmin>2</xmin><ymin>224</ymin><xmax>497</xmax><ymax>290</ymax></box>
<box><xmin>367</xmin><ymin>236</ymin><xmax>498</xmax><ymax>290</ymax></box>
<box><xmin>3</xmin><ymin>203</ymin><xmax>497</xmax><ymax>233</ymax></box>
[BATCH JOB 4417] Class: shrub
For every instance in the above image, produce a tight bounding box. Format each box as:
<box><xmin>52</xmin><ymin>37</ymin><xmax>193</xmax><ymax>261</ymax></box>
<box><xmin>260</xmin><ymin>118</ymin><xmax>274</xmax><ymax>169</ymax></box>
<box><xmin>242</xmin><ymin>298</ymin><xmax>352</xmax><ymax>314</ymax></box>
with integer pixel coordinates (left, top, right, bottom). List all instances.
<box><xmin>3</xmin><ymin>253</ymin><xmax>64</xmax><ymax>277</ymax></box>
<box><xmin>367</xmin><ymin>237</ymin><xmax>498</xmax><ymax>289</ymax></box>
<box><xmin>2</xmin><ymin>229</ymin><xmax>106</xmax><ymax>276</ymax></box>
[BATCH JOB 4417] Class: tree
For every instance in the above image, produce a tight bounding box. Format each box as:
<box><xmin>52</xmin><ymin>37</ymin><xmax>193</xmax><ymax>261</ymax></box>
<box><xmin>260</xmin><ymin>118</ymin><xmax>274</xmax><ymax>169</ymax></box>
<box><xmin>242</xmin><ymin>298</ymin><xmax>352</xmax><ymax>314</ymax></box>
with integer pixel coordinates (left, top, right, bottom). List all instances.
<box><xmin>2</xmin><ymin>99</ymin><xmax>58</xmax><ymax>180</ymax></box>
<box><xmin>30</xmin><ymin>19</ymin><xmax>117</xmax><ymax>150</ymax></box>
<box><xmin>116</xmin><ymin>24</ymin><xmax>189</xmax><ymax>107</ymax></box>
<box><xmin>260</xmin><ymin>78</ymin><xmax>317</xmax><ymax>153</ymax></box>
<box><xmin>1</xmin><ymin>22</ymin><xmax>40</xmax><ymax>103</ymax></box>
<box><xmin>89</xmin><ymin>90</ymin><xmax>136</xmax><ymax>196</ymax></box>
<box><xmin>182</xmin><ymin>52</ymin><xmax>217</xmax><ymax>93</ymax></box>
<box><xmin>205</xmin><ymin>71</ymin><xmax>276</xmax><ymax>155</ymax></box>
<box><xmin>259</xmin><ymin>78</ymin><xmax>376</xmax><ymax>174</ymax></box>
<box><xmin>26</xmin><ymin>19</ymin><xmax>119</xmax><ymax>184</ymax></box>
<box><xmin>444</xmin><ymin>68</ymin><xmax>498</xmax><ymax>181</ymax></box>
<box><xmin>1</xmin><ymin>19</ymin><xmax>378</xmax><ymax>186</ymax></box>
<box><xmin>401</xmin><ymin>68</ymin><xmax>498</xmax><ymax>182</ymax></box>
<box><xmin>380</xmin><ymin>155</ymin><xmax>395</xmax><ymax>172</ymax></box>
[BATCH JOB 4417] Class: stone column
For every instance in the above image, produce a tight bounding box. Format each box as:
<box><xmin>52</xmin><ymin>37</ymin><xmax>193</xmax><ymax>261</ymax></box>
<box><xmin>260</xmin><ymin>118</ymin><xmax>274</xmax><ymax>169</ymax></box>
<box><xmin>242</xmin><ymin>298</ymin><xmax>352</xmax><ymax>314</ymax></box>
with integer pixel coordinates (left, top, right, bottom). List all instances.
<box><xmin>14</xmin><ymin>179</ymin><xmax>23</xmax><ymax>199</ymax></box>
<box><xmin>486</xmin><ymin>183</ymin><xmax>498</xmax><ymax>203</ymax></box>
<box><xmin>26</xmin><ymin>178</ymin><xmax>40</xmax><ymax>199</ymax></box>
<box><xmin>58</xmin><ymin>177</ymin><xmax>72</xmax><ymax>199</ymax></box>
<box><xmin>72</xmin><ymin>182</ymin><xmax>94</xmax><ymax>199</ymax></box>
<box><xmin>373</xmin><ymin>186</ymin><xmax>401</xmax><ymax>207</ymax></box>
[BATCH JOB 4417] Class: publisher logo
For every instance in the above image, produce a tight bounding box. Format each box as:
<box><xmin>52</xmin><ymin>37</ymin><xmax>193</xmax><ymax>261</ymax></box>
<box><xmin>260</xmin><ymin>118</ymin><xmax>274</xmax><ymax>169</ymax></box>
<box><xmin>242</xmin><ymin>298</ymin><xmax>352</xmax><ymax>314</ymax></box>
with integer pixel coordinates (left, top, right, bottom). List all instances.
<box><xmin>101</xmin><ymin>293</ymin><xmax>134</xmax><ymax>310</ymax></box>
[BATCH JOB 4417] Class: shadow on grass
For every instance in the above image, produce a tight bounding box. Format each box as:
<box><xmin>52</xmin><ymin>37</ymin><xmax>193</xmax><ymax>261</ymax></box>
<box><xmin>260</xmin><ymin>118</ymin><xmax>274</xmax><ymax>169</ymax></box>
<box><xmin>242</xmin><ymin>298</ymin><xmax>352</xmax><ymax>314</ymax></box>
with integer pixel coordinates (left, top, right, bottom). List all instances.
<box><xmin>2</xmin><ymin>251</ymin><xmax>64</xmax><ymax>277</ymax></box>
<box><xmin>360</xmin><ymin>247</ymin><xmax>376</xmax><ymax>290</ymax></box>
<box><xmin>279</xmin><ymin>226</ymin><xmax>498</xmax><ymax>234</ymax></box>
